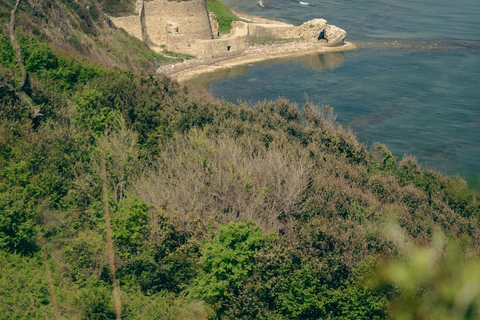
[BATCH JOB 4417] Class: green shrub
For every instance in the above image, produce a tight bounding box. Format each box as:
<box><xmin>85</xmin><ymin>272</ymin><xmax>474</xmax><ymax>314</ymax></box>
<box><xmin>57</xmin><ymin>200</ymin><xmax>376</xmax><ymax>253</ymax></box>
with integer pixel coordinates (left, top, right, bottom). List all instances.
<box><xmin>191</xmin><ymin>221</ymin><xmax>266</xmax><ymax>312</ymax></box>
<box><xmin>374</xmin><ymin>143</ymin><xmax>397</xmax><ymax>172</ymax></box>
<box><xmin>0</xmin><ymin>34</ymin><xmax>14</xmax><ymax>68</ymax></box>
<box><xmin>0</xmin><ymin>252</ymin><xmax>52</xmax><ymax>319</ymax></box>
<box><xmin>75</xmin><ymin>278</ymin><xmax>117</xmax><ymax>320</ymax></box>
<box><xmin>18</xmin><ymin>35</ymin><xmax>58</xmax><ymax>75</ymax></box>
<box><xmin>0</xmin><ymin>160</ymin><xmax>40</xmax><ymax>254</ymax></box>
<box><xmin>112</xmin><ymin>197</ymin><xmax>149</xmax><ymax>255</ymax></box>
<box><xmin>378</xmin><ymin>233</ymin><xmax>480</xmax><ymax>320</ymax></box>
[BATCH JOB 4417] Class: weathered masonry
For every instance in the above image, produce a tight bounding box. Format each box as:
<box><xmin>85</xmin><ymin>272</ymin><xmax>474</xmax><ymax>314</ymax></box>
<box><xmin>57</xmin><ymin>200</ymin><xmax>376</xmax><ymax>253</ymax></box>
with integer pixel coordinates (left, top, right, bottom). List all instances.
<box><xmin>111</xmin><ymin>0</ymin><xmax>347</xmax><ymax>58</ymax></box>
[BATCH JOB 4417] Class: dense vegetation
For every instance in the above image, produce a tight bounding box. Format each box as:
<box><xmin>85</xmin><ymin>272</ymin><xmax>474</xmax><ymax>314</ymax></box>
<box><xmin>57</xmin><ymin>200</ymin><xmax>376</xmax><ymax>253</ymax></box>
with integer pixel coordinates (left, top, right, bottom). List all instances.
<box><xmin>1</xmin><ymin>0</ymin><xmax>480</xmax><ymax>319</ymax></box>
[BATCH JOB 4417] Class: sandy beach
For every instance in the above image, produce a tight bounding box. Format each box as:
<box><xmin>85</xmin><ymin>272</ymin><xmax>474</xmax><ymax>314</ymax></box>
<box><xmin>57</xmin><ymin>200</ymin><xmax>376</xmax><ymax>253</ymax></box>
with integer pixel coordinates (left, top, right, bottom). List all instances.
<box><xmin>158</xmin><ymin>41</ymin><xmax>356</xmax><ymax>82</ymax></box>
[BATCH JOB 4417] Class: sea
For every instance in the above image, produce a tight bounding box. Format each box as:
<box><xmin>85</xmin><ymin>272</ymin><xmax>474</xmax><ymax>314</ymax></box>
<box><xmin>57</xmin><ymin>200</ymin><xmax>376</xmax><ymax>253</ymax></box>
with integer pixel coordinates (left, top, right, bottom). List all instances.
<box><xmin>189</xmin><ymin>0</ymin><xmax>480</xmax><ymax>191</ymax></box>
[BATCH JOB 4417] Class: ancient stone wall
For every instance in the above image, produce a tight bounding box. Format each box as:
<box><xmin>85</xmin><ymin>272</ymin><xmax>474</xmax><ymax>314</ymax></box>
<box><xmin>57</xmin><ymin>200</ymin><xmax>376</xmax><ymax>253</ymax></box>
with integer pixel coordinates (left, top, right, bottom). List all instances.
<box><xmin>209</xmin><ymin>11</ymin><xmax>219</xmax><ymax>38</ymax></box>
<box><xmin>167</xmin><ymin>24</ymin><xmax>250</xmax><ymax>58</ymax></box>
<box><xmin>144</xmin><ymin>0</ymin><xmax>212</xmax><ymax>45</ymax></box>
<box><xmin>247</xmin><ymin>24</ymin><xmax>293</xmax><ymax>42</ymax></box>
<box><xmin>111</xmin><ymin>4</ymin><xmax>346</xmax><ymax>59</ymax></box>
<box><xmin>110</xmin><ymin>15</ymin><xmax>143</xmax><ymax>40</ymax></box>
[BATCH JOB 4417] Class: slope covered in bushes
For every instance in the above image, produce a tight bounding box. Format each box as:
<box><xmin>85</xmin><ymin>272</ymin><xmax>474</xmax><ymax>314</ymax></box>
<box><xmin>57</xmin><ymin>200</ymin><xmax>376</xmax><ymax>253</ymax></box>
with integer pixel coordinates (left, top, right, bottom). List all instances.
<box><xmin>1</xmin><ymin>1</ymin><xmax>480</xmax><ymax>319</ymax></box>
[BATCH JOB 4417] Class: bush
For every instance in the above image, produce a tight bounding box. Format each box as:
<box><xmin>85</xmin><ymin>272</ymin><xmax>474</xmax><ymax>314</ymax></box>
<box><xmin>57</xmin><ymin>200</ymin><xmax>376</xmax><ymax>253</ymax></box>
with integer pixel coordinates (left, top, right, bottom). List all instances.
<box><xmin>112</xmin><ymin>197</ymin><xmax>149</xmax><ymax>255</ymax></box>
<box><xmin>75</xmin><ymin>278</ymin><xmax>117</xmax><ymax>320</ymax></box>
<box><xmin>0</xmin><ymin>252</ymin><xmax>52</xmax><ymax>319</ymax></box>
<box><xmin>378</xmin><ymin>233</ymin><xmax>480</xmax><ymax>320</ymax></box>
<box><xmin>191</xmin><ymin>221</ymin><xmax>266</xmax><ymax>313</ymax></box>
<box><xmin>0</xmin><ymin>33</ymin><xmax>14</xmax><ymax>68</ymax></box>
<box><xmin>0</xmin><ymin>160</ymin><xmax>40</xmax><ymax>254</ymax></box>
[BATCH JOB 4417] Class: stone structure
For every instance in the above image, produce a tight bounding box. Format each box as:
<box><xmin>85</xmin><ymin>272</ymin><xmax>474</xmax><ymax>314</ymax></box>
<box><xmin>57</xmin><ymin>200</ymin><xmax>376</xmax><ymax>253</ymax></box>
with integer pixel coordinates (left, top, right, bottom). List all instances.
<box><xmin>111</xmin><ymin>0</ymin><xmax>347</xmax><ymax>58</ymax></box>
<box><xmin>247</xmin><ymin>19</ymin><xmax>347</xmax><ymax>47</ymax></box>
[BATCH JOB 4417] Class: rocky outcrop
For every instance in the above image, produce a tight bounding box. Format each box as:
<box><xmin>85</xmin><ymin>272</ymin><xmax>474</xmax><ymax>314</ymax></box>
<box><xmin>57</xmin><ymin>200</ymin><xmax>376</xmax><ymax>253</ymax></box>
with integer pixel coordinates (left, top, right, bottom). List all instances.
<box><xmin>295</xmin><ymin>19</ymin><xmax>329</xmax><ymax>41</ymax></box>
<box><xmin>325</xmin><ymin>24</ymin><xmax>347</xmax><ymax>46</ymax></box>
<box><xmin>296</xmin><ymin>19</ymin><xmax>346</xmax><ymax>46</ymax></box>
<box><xmin>247</xmin><ymin>19</ymin><xmax>346</xmax><ymax>47</ymax></box>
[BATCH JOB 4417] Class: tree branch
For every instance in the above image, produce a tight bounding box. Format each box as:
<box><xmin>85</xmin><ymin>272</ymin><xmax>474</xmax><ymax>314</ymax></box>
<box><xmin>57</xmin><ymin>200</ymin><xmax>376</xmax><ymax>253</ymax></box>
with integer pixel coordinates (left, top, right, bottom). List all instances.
<box><xmin>6</xmin><ymin>0</ymin><xmax>39</xmax><ymax>115</ymax></box>
<box><xmin>8</xmin><ymin>0</ymin><xmax>26</xmax><ymax>92</ymax></box>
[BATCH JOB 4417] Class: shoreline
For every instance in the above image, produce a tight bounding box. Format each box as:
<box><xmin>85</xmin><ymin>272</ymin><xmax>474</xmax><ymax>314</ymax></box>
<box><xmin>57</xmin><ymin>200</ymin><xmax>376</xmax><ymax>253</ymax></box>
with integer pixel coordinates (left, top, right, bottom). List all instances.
<box><xmin>156</xmin><ymin>10</ymin><xmax>356</xmax><ymax>82</ymax></box>
<box><xmin>158</xmin><ymin>41</ymin><xmax>357</xmax><ymax>82</ymax></box>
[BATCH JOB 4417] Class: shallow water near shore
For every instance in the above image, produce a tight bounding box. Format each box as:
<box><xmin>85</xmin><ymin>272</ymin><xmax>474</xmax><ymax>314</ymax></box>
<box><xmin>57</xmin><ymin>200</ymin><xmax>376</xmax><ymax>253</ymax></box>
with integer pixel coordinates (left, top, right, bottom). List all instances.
<box><xmin>190</xmin><ymin>0</ymin><xmax>480</xmax><ymax>190</ymax></box>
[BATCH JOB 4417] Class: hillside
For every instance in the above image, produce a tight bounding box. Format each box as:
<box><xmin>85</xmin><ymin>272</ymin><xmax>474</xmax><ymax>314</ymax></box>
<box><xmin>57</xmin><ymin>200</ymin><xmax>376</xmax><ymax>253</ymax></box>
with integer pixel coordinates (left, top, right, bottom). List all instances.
<box><xmin>1</xmin><ymin>1</ymin><xmax>480</xmax><ymax>319</ymax></box>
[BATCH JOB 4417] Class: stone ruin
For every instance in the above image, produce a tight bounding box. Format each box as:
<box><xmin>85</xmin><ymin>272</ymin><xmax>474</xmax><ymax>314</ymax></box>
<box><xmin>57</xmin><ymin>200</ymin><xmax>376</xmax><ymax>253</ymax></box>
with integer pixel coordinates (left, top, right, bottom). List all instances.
<box><xmin>110</xmin><ymin>0</ymin><xmax>347</xmax><ymax>58</ymax></box>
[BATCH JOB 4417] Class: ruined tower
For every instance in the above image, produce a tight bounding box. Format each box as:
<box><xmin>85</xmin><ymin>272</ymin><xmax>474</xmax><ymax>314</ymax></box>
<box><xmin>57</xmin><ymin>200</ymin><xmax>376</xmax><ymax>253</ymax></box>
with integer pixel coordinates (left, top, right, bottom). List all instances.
<box><xmin>143</xmin><ymin>0</ymin><xmax>213</xmax><ymax>45</ymax></box>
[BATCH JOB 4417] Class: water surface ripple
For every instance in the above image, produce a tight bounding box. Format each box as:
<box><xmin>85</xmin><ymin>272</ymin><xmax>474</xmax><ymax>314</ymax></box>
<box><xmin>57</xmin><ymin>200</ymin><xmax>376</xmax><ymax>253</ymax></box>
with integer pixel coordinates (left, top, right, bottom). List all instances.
<box><xmin>192</xmin><ymin>0</ymin><xmax>480</xmax><ymax>190</ymax></box>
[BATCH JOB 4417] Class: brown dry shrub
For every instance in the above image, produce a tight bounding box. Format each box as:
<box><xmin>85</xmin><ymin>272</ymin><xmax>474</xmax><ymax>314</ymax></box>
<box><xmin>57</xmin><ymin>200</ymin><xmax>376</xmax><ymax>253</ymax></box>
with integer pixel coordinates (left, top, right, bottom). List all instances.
<box><xmin>306</xmin><ymin>174</ymin><xmax>378</xmax><ymax>220</ymax></box>
<box><xmin>318</xmin><ymin>149</ymin><xmax>369</xmax><ymax>186</ymax></box>
<box><xmin>303</xmin><ymin>103</ymin><xmax>368</xmax><ymax>164</ymax></box>
<box><xmin>401</xmin><ymin>184</ymin><xmax>428</xmax><ymax>212</ymax></box>
<box><xmin>367</xmin><ymin>172</ymin><xmax>402</xmax><ymax>204</ymax></box>
<box><xmin>134</xmin><ymin>129</ymin><xmax>310</xmax><ymax>233</ymax></box>
<box><xmin>397</xmin><ymin>155</ymin><xmax>422</xmax><ymax>185</ymax></box>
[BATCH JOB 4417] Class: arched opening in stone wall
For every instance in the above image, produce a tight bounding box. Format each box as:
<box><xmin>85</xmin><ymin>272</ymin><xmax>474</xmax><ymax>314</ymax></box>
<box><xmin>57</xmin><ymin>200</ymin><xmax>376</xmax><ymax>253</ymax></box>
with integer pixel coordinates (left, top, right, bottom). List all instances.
<box><xmin>318</xmin><ymin>30</ymin><xmax>326</xmax><ymax>41</ymax></box>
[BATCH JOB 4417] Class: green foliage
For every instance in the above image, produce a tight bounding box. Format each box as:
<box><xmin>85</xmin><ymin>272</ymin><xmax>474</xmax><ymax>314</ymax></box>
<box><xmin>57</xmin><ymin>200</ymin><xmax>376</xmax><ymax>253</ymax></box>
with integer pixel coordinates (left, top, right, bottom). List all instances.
<box><xmin>375</xmin><ymin>143</ymin><xmax>397</xmax><ymax>172</ymax></box>
<box><xmin>49</xmin><ymin>54</ymin><xmax>109</xmax><ymax>91</ymax></box>
<box><xmin>445</xmin><ymin>176</ymin><xmax>479</xmax><ymax>218</ymax></box>
<box><xmin>112</xmin><ymin>197</ymin><xmax>149</xmax><ymax>255</ymax></box>
<box><xmin>379</xmin><ymin>233</ymin><xmax>480</xmax><ymax>320</ymax></box>
<box><xmin>219</xmin><ymin>240</ymin><xmax>388</xmax><ymax>320</ymax></box>
<box><xmin>116</xmin><ymin>213</ymin><xmax>199</xmax><ymax>294</ymax></box>
<box><xmin>18</xmin><ymin>35</ymin><xmax>58</xmax><ymax>75</ymax></box>
<box><xmin>395</xmin><ymin>156</ymin><xmax>421</xmax><ymax>185</ymax></box>
<box><xmin>74</xmin><ymin>86</ymin><xmax>123</xmax><ymax>140</ymax></box>
<box><xmin>272</xmin><ymin>264</ymin><xmax>328</xmax><ymax>319</ymax></box>
<box><xmin>1</xmin><ymin>26</ymin><xmax>480</xmax><ymax>320</ymax></box>
<box><xmin>0</xmin><ymin>252</ymin><xmax>52</xmax><ymax>319</ymax></box>
<box><xmin>192</xmin><ymin>221</ymin><xmax>266</xmax><ymax>310</ymax></box>
<box><xmin>303</xmin><ymin>104</ymin><xmax>367</xmax><ymax>163</ymax></box>
<box><xmin>327</xmin><ymin>283</ymin><xmax>388</xmax><ymax>320</ymax></box>
<box><xmin>0</xmin><ymin>33</ymin><xmax>14</xmax><ymax>68</ymax></box>
<box><xmin>207</xmin><ymin>0</ymin><xmax>243</xmax><ymax>34</ymax></box>
<box><xmin>63</xmin><ymin>229</ymin><xmax>106</xmax><ymax>282</ymax></box>
<box><xmin>122</xmin><ymin>289</ymin><xmax>180</xmax><ymax>320</ymax></box>
<box><xmin>74</xmin><ymin>278</ymin><xmax>117</xmax><ymax>320</ymax></box>
<box><xmin>0</xmin><ymin>160</ymin><xmax>40</xmax><ymax>254</ymax></box>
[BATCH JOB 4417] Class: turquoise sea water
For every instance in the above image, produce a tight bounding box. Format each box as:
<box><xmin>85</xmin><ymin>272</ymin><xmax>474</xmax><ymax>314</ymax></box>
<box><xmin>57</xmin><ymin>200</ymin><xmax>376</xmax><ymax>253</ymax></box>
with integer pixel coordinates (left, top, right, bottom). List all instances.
<box><xmin>190</xmin><ymin>0</ymin><xmax>480</xmax><ymax>190</ymax></box>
